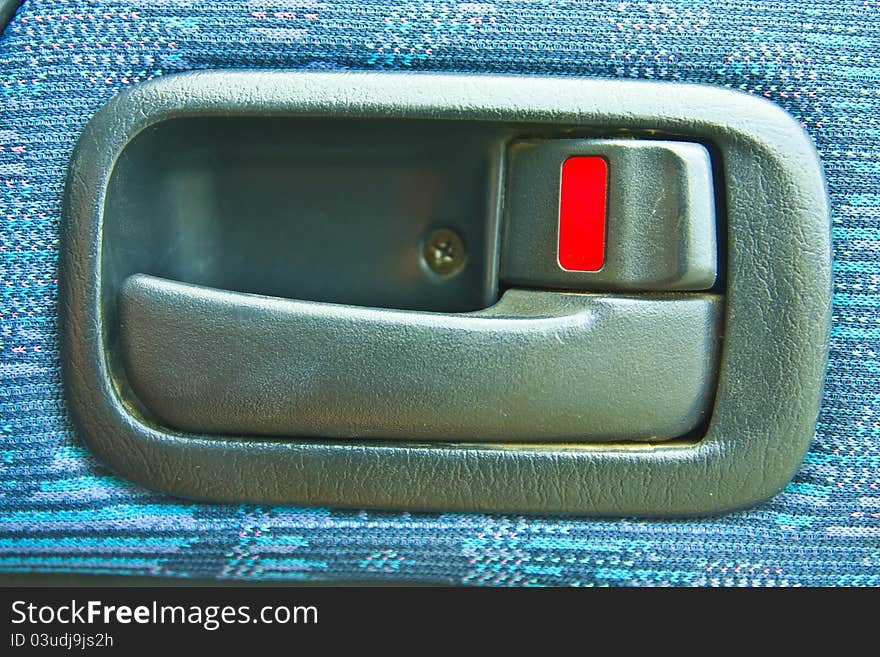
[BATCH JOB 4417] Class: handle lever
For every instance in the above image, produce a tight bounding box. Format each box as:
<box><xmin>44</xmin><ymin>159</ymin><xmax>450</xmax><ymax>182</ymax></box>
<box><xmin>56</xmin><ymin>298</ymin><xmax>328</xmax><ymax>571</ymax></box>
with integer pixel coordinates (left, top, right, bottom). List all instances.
<box><xmin>119</xmin><ymin>274</ymin><xmax>722</xmax><ymax>442</ymax></box>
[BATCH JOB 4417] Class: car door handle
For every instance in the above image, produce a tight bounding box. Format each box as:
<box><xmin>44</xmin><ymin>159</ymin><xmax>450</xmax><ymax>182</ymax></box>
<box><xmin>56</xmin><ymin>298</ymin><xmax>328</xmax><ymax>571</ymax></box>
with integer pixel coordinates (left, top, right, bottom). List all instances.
<box><xmin>60</xmin><ymin>71</ymin><xmax>830</xmax><ymax>514</ymax></box>
<box><xmin>119</xmin><ymin>274</ymin><xmax>722</xmax><ymax>441</ymax></box>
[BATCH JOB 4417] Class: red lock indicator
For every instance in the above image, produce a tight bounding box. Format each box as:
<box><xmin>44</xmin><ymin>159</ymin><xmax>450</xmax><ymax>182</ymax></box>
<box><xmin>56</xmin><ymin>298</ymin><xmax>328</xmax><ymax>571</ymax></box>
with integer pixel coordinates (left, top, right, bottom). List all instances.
<box><xmin>558</xmin><ymin>156</ymin><xmax>608</xmax><ymax>272</ymax></box>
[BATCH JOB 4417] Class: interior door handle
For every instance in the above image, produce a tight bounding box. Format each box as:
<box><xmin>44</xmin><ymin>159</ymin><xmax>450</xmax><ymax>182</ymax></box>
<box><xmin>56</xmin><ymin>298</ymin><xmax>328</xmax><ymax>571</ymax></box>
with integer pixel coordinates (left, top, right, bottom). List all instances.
<box><xmin>60</xmin><ymin>71</ymin><xmax>830</xmax><ymax>514</ymax></box>
<box><xmin>119</xmin><ymin>274</ymin><xmax>722</xmax><ymax>441</ymax></box>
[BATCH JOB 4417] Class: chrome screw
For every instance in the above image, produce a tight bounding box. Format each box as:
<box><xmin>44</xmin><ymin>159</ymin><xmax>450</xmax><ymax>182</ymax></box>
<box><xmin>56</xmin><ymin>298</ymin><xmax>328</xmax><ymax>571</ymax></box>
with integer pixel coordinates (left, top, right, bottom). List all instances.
<box><xmin>423</xmin><ymin>227</ymin><xmax>466</xmax><ymax>277</ymax></box>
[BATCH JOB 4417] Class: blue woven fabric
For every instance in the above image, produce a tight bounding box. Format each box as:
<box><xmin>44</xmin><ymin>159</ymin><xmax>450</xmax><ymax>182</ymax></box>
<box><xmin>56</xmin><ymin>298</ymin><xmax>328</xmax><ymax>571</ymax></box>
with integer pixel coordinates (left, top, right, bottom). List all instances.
<box><xmin>1</xmin><ymin>0</ymin><xmax>878</xmax><ymax>586</ymax></box>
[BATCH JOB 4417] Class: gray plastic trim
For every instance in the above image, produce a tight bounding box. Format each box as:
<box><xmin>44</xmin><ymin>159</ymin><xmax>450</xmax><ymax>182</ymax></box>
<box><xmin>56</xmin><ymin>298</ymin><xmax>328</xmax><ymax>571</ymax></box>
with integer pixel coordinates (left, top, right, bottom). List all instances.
<box><xmin>101</xmin><ymin>115</ymin><xmax>504</xmax><ymax>314</ymax></box>
<box><xmin>119</xmin><ymin>275</ymin><xmax>722</xmax><ymax>442</ymax></box>
<box><xmin>0</xmin><ymin>0</ymin><xmax>21</xmax><ymax>37</ymax></box>
<box><xmin>503</xmin><ymin>139</ymin><xmax>717</xmax><ymax>290</ymax></box>
<box><xmin>60</xmin><ymin>71</ymin><xmax>831</xmax><ymax>515</ymax></box>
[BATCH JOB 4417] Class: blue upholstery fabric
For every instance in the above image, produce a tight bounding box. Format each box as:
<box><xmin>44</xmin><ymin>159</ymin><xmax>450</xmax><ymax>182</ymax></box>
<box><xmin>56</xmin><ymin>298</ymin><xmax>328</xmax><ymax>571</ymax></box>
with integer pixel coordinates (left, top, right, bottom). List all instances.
<box><xmin>1</xmin><ymin>0</ymin><xmax>878</xmax><ymax>586</ymax></box>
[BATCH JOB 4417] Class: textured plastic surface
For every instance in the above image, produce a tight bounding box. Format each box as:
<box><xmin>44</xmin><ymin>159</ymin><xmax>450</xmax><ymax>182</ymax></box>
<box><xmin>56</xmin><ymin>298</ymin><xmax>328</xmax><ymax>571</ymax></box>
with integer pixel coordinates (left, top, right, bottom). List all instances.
<box><xmin>102</xmin><ymin>117</ymin><xmax>502</xmax><ymax>314</ymax></box>
<box><xmin>504</xmin><ymin>139</ymin><xmax>717</xmax><ymax>290</ymax></box>
<box><xmin>59</xmin><ymin>70</ymin><xmax>830</xmax><ymax>515</ymax></box>
<box><xmin>2</xmin><ymin>0</ymin><xmax>871</xmax><ymax>586</ymax></box>
<box><xmin>119</xmin><ymin>275</ymin><xmax>721</xmax><ymax>441</ymax></box>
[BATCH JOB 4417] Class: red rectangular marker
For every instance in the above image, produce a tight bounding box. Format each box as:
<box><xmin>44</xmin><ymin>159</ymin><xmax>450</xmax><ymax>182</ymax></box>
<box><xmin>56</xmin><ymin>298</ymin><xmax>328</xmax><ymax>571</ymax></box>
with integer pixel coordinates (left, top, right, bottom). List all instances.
<box><xmin>558</xmin><ymin>156</ymin><xmax>608</xmax><ymax>271</ymax></box>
